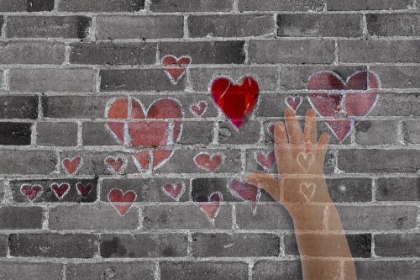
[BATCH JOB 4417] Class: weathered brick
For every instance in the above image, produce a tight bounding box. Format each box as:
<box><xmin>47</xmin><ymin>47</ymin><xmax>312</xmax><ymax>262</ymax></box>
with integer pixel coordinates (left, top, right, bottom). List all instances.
<box><xmin>377</xmin><ymin>177</ymin><xmax>420</xmax><ymax>201</ymax></box>
<box><xmin>189</xmin><ymin>15</ymin><xmax>274</xmax><ymax>38</ymax></box>
<box><xmin>278</xmin><ymin>14</ymin><xmax>363</xmax><ymax>37</ymax></box>
<box><xmin>59</xmin><ymin>0</ymin><xmax>144</xmax><ymax>12</ymax></box>
<box><xmin>9</xmin><ymin>233</ymin><xmax>98</xmax><ymax>258</ymax></box>
<box><xmin>10</xmin><ymin>68</ymin><xmax>96</xmax><ymax>92</ymax></box>
<box><xmin>337</xmin><ymin>206</ymin><xmax>417</xmax><ymax>230</ymax></box>
<box><xmin>0</xmin><ymin>150</ymin><xmax>56</xmax><ymax>175</ymax></box>
<box><xmin>0</xmin><ymin>95</ymin><xmax>38</xmax><ymax>119</ymax></box>
<box><xmin>370</xmin><ymin>93</ymin><xmax>420</xmax><ymax>116</ymax></box>
<box><xmin>37</xmin><ymin>122</ymin><xmax>78</xmax><ymax>146</ymax></box>
<box><xmin>253</xmin><ymin>260</ymin><xmax>302</xmax><ymax>279</ymax></box>
<box><xmin>0</xmin><ymin>207</ymin><xmax>42</xmax><ymax>229</ymax></box>
<box><xmin>42</xmin><ymin>96</ymin><xmax>109</xmax><ymax>119</ymax></box>
<box><xmin>375</xmin><ymin>234</ymin><xmax>420</xmax><ymax>257</ymax></box>
<box><xmin>192</xmin><ymin>233</ymin><xmax>280</xmax><ymax>257</ymax></box>
<box><xmin>249</xmin><ymin>39</ymin><xmax>335</xmax><ymax>64</ymax></box>
<box><xmin>49</xmin><ymin>204</ymin><xmax>139</xmax><ymax>230</ymax></box>
<box><xmin>355</xmin><ymin>120</ymin><xmax>398</xmax><ymax>145</ymax></box>
<box><xmin>0</xmin><ymin>122</ymin><xmax>31</xmax><ymax>145</ymax></box>
<box><xmin>354</xmin><ymin>260</ymin><xmax>420</xmax><ymax>280</ymax></box>
<box><xmin>339</xmin><ymin>40</ymin><xmax>420</xmax><ymax>63</ymax></box>
<box><xmin>370</xmin><ymin>66</ymin><xmax>420</xmax><ymax>89</ymax></box>
<box><xmin>0</xmin><ymin>17</ymin><xmax>3</xmax><ymax>35</ymax></box>
<box><xmin>327</xmin><ymin>0</ymin><xmax>413</xmax><ymax>10</ymax></box>
<box><xmin>151</xmin><ymin>0</ymin><xmax>233</xmax><ymax>12</ymax></box>
<box><xmin>178</xmin><ymin>121</ymin><xmax>214</xmax><ymax>145</ymax></box>
<box><xmin>83</xmin><ymin>122</ymin><xmax>121</xmax><ymax>146</ymax></box>
<box><xmin>236</xmin><ymin>204</ymin><xmax>294</xmax><ymax>230</ymax></box>
<box><xmin>66</xmin><ymin>262</ymin><xmax>155</xmax><ymax>280</ymax></box>
<box><xmin>100</xmin><ymin>69</ymin><xmax>186</xmax><ymax>92</ymax></box>
<box><xmin>367</xmin><ymin>13</ymin><xmax>420</xmax><ymax>36</ymax></box>
<box><xmin>326</xmin><ymin>178</ymin><xmax>372</xmax><ymax>203</ymax></box>
<box><xmin>142</xmin><ymin>205</ymin><xmax>232</xmax><ymax>229</ymax></box>
<box><xmin>0</xmin><ymin>235</ymin><xmax>7</xmax><ymax>257</ymax></box>
<box><xmin>10</xmin><ymin>179</ymin><xmax>97</xmax><ymax>203</ymax></box>
<box><xmin>7</xmin><ymin>16</ymin><xmax>91</xmax><ymax>38</ymax></box>
<box><xmin>100</xmin><ymin>234</ymin><xmax>188</xmax><ymax>258</ymax></box>
<box><xmin>0</xmin><ymin>41</ymin><xmax>64</xmax><ymax>64</ymax></box>
<box><xmin>70</xmin><ymin>42</ymin><xmax>156</xmax><ymax>65</ymax></box>
<box><xmin>338</xmin><ymin>149</ymin><xmax>420</xmax><ymax>173</ymax></box>
<box><xmin>404</xmin><ymin>121</ymin><xmax>420</xmax><ymax>144</ymax></box>
<box><xmin>0</xmin><ymin>181</ymin><xmax>4</xmax><ymax>202</ymax></box>
<box><xmin>97</xmin><ymin>16</ymin><xmax>183</xmax><ymax>40</ymax></box>
<box><xmin>0</xmin><ymin>262</ymin><xmax>62</xmax><ymax>280</ymax></box>
<box><xmin>219</xmin><ymin>120</ymin><xmax>260</xmax><ymax>144</ymax></box>
<box><xmin>0</xmin><ymin>0</ymin><xmax>54</xmax><ymax>12</ymax></box>
<box><xmin>101</xmin><ymin>178</ymin><xmax>190</xmax><ymax>202</ymax></box>
<box><xmin>239</xmin><ymin>0</ymin><xmax>324</xmax><ymax>11</ymax></box>
<box><xmin>160</xmin><ymin>262</ymin><xmax>248</xmax><ymax>280</ymax></box>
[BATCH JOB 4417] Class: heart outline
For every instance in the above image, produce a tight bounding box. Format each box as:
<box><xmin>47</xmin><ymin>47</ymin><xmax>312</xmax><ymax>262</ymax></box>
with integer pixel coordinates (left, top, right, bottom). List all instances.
<box><xmin>296</xmin><ymin>152</ymin><xmax>315</xmax><ymax>172</ymax></box>
<box><xmin>254</xmin><ymin>151</ymin><xmax>276</xmax><ymax>171</ymax></box>
<box><xmin>286</xmin><ymin>96</ymin><xmax>302</xmax><ymax>111</ymax></box>
<box><xmin>105</xmin><ymin>155</ymin><xmax>127</xmax><ymax>174</ymax></box>
<box><xmin>189</xmin><ymin>101</ymin><xmax>207</xmax><ymax>117</ymax></box>
<box><xmin>20</xmin><ymin>184</ymin><xmax>43</xmax><ymax>202</ymax></box>
<box><xmin>62</xmin><ymin>157</ymin><xmax>82</xmax><ymax>175</ymax></box>
<box><xmin>76</xmin><ymin>182</ymin><xmax>94</xmax><ymax>197</ymax></box>
<box><xmin>50</xmin><ymin>182</ymin><xmax>70</xmax><ymax>200</ymax></box>
<box><xmin>299</xmin><ymin>183</ymin><xmax>316</xmax><ymax>202</ymax></box>
<box><xmin>162</xmin><ymin>182</ymin><xmax>186</xmax><ymax>201</ymax></box>
<box><xmin>193</xmin><ymin>152</ymin><xmax>225</xmax><ymax>172</ymax></box>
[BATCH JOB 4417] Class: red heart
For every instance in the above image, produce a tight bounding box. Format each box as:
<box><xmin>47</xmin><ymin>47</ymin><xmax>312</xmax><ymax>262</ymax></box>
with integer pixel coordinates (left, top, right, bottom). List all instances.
<box><xmin>162</xmin><ymin>183</ymin><xmax>185</xmax><ymax>201</ymax></box>
<box><xmin>105</xmin><ymin>156</ymin><xmax>127</xmax><ymax>174</ymax></box>
<box><xmin>51</xmin><ymin>183</ymin><xmax>70</xmax><ymax>199</ymax></box>
<box><xmin>76</xmin><ymin>183</ymin><xmax>93</xmax><ymax>197</ymax></box>
<box><xmin>211</xmin><ymin>76</ymin><xmax>259</xmax><ymax>128</ymax></box>
<box><xmin>62</xmin><ymin>157</ymin><xmax>82</xmax><ymax>174</ymax></box>
<box><xmin>106</xmin><ymin>97</ymin><xmax>183</xmax><ymax>170</ymax></box>
<box><xmin>228</xmin><ymin>179</ymin><xmax>260</xmax><ymax>213</ymax></box>
<box><xmin>161</xmin><ymin>55</ymin><xmax>191</xmax><ymax>85</ymax></box>
<box><xmin>189</xmin><ymin>101</ymin><xmax>207</xmax><ymax>117</ymax></box>
<box><xmin>20</xmin><ymin>184</ymin><xmax>43</xmax><ymax>202</ymax></box>
<box><xmin>194</xmin><ymin>152</ymin><xmax>224</xmax><ymax>172</ymax></box>
<box><xmin>308</xmin><ymin>71</ymin><xmax>379</xmax><ymax>142</ymax></box>
<box><xmin>108</xmin><ymin>188</ymin><xmax>137</xmax><ymax>216</ymax></box>
<box><xmin>286</xmin><ymin>96</ymin><xmax>302</xmax><ymax>111</ymax></box>
<box><xmin>255</xmin><ymin>151</ymin><xmax>276</xmax><ymax>170</ymax></box>
<box><xmin>199</xmin><ymin>192</ymin><xmax>222</xmax><ymax>221</ymax></box>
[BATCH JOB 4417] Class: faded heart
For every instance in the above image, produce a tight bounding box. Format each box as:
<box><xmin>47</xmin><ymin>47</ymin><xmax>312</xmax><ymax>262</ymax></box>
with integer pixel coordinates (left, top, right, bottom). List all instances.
<box><xmin>20</xmin><ymin>184</ymin><xmax>43</xmax><ymax>202</ymax></box>
<box><xmin>162</xmin><ymin>183</ymin><xmax>185</xmax><ymax>201</ymax></box>
<box><xmin>255</xmin><ymin>151</ymin><xmax>276</xmax><ymax>170</ymax></box>
<box><xmin>76</xmin><ymin>183</ymin><xmax>93</xmax><ymax>197</ymax></box>
<box><xmin>228</xmin><ymin>179</ymin><xmax>260</xmax><ymax>213</ymax></box>
<box><xmin>286</xmin><ymin>96</ymin><xmax>302</xmax><ymax>111</ymax></box>
<box><xmin>108</xmin><ymin>188</ymin><xmax>137</xmax><ymax>216</ymax></box>
<box><xmin>198</xmin><ymin>192</ymin><xmax>222</xmax><ymax>221</ymax></box>
<box><xmin>161</xmin><ymin>55</ymin><xmax>191</xmax><ymax>85</ymax></box>
<box><xmin>105</xmin><ymin>156</ymin><xmax>127</xmax><ymax>174</ymax></box>
<box><xmin>62</xmin><ymin>157</ymin><xmax>82</xmax><ymax>175</ymax></box>
<box><xmin>194</xmin><ymin>152</ymin><xmax>224</xmax><ymax>172</ymax></box>
<box><xmin>189</xmin><ymin>101</ymin><xmax>207</xmax><ymax>117</ymax></box>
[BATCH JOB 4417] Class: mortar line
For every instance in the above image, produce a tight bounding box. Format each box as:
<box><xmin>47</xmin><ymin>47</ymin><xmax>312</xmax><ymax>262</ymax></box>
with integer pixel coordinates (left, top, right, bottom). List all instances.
<box><xmin>1</xmin><ymin>16</ymin><xmax>7</xmax><ymax>39</ymax></box>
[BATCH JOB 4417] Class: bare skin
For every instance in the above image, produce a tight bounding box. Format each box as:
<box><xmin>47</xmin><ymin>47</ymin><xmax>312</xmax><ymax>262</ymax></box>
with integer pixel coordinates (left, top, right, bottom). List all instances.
<box><xmin>247</xmin><ymin>109</ymin><xmax>357</xmax><ymax>280</ymax></box>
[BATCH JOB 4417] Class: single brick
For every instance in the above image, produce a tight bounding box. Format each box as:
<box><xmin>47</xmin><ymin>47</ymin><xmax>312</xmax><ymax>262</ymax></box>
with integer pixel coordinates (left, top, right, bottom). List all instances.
<box><xmin>160</xmin><ymin>262</ymin><xmax>248</xmax><ymax>280</ymax></box>
<box><xmin>189</xmin><ymin>14</ymin><xmax>274</xmax><ymax>38</ymax></box>
<box><xmin>355</xmin><ymin>120</ymin><xmax>398</xmax><ymax>145</ymax></box>
<box><xmin>100</xmin><ymin>234</ymin><xmax>188</xmax><ymax>258</ymax></box>
<box><xmin>0</xmin><ymin>207</ymin><xmax>42</xmax><ymax>229</ymax></box>
<box><xmin>179</xmin><ymin>121</ymin><xmax>214</xmax><ymax>145</ymax></box>
<box><xmin>338</xmin><ymin>149</ymin><xmax>420</xmax><ymax>173</ymax></box>
<box><xmin>192</xmin><ymin>178</ymin><xmax>246</xmax><ymax>202</ymax></box>
<box><xmin>239</xmin><ymin>0</ymin><xmax>324</xmax><ymax>11</ymax></box>
<box><xmin>354</xmin><ymin>260</ymin><xmax>420</xmax><ymax>280</ymax></box>
<box><xmin>10</xmin><ymin>179</ymin><xmax>97</xmax><ymax>203</ymax></box>
<box><xmin>0</xmin><ymin>122</ymin><xmax>31</xmax><ymax>145</ymax></box>
<box><xmin>59</xmin><ymin>0</ymin><xmax>144</xmax><ymax>12</ymax></box>
<box><xmin>0</xmin><ymin>0</ymin><xmax>54</xmax><ymax>12</ymax></box>
<box><xmin>10</xmin><ymin>68</ymin><xmax>96</xmax><ymax>92</ymax></box>
<box><xmin>0</xmin><ymin>235</ymin><xmax>7</xmax><ymax>257</ymax></box>
<box><xmin>37</xmin><ymin>122</ymin><xmax>78</xmax><ymax>146</ymax></box>
<box><xmin>97</xmin><ymin>16</ymin><xmax>183</xmax><ymax>40</ymax></box>
<box><xmin>367</xmin><ymin>13</ymin><xmax>420</xmax><ymax>36</ymax></box>
<box><xmin>66</xmin><ymin>262</ymin><xmax>155</xmax><ymax>280</ymax></box>
<box><xmin>219</xmin><ymin>121</ymin><xmax>261</xmax><ymax>144</ymax></box>
<box><xmin>7</xmin><ymin>16</ymin><xmax>91</xmax><ymax>38</ymax></box>
<box><xmin>337</xmin><ymin>206</ymin><xmax>417</xmax><ymax>230</ymax></box>
<box><xmin>0</xmin><ymin>262</ymin><xmax>62</xmax><ymax>280</ymax></box>
<box><xmin>150</xmin><ymin>0</ymin><xmax>234</xmax><ymax>12</ymax></box>
<box><xmin>377</xmin><ymin>177</ymin><xmax>420</xmax><ymax>201</ymax></box>
<box><xmin>9</xmin><ymin>233</ymin><xmax>98</xmax><ymax>258</ymax></box>
<box><xmin>375</xmin><ymin>234</ymin><xmax>420</xmax><ymax>257</ymax></box>
<box><xmin>253</xmin><ymin>260</ymin><xmax>302</xmax><ymax>279</ymax></box>
<box><xmin>49</xmin><ymin>204</ymin><xmax>139</xmax><ymax>230</ymax></box>
<box><xmin>142</xmin><ymin>205</ymin><xmax>232</xmax><ymax>230</ymax></box>
<box><xmin>0</xmin><ymin>41</ymin><xmax>64</xmax><ymax>64</ymax></box>
<box><xmin>159</xmin><ymin>41</ymin><xmax>245</xmax><ymax>64</ymax></box>
<box><xmin>278</xmin><ymin>14</ymin><xmax>363</xmax><ymax>37</ymax></box>
<box><xmin>236</xmin><ymin>204</ymin><xmax>294</xmax><ymax>230</ymax></box>
<box><xmin>192</xmin><ymin>233</ymin><xmax>280</xmax><ymax>257</ymax></box>
<box><xmin>327</xmin><ymin>0</ymin><xmax>413</xmax><ymax>10</ymax></box>
<box><xmin>70</xmin><ymin>42</ymin><xmax>156</xmax><ymax>65</ymax></box>
<box><xmin>0</xmin><ymin>150</ymin><xmax>56</xmax><ymax>175</ymax></box>
<box><xmin>326</xmin><ymin>178</ymin><xmax>372</xmax><ymax>203</ymax></box>
<box><xmin>0</xmin><ymin>95</ymin><xmax>38</xmax><ymax>119</ymax></box>
<box><xmin>249</xmin><ymin>39</ymin><xmax>335</xmax><ymax>64</ymax></box>
<box><xmin>82</xmin><ymin>122</ymin><xmax>120</xmax><ymax>146</ymax></box>
<box><xmin>370</xmin><ymin>93</ymin><xmax>420</xmax><ymax>116</ymax></box>
<box><xmin>42</xmin><ymin>96</ymin><xmax>109</xmax><ymax>119</ymax></box>
<box><xmin>371</xmin><ymin>66</ymin><xmax>420</xmax><ymax>89</ymax></box>
<box><xmin>100</xmin><ymin>69</ymin><xmax>186</xmax><ymax>92</ymax></box>
<box><xmin>404</xmin><ymin>121</ymin><xmax>420</xmax><ymax>144</ymax></box>
<box><xmin>101</xmin><ymin>178</ymin><xmax>190</xmax><ymax>203</ymax></box>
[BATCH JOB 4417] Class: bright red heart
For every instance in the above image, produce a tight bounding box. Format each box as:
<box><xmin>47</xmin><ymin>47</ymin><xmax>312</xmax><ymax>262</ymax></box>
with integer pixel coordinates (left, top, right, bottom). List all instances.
<box><xmin>190</xmin><ymin>101</ymin><xmax>207</xmax><ymax>117</ymax></box>
<box><xmin>162</xmin><ymin>183</ymin><xmax>185</xmax><ymax>201</ymax></box>
<box><xmin>108</xmin><ymin>188</ymin><xmax>137</xmax><ymax>216</ymax></box>
<box><xmin>105</xmin><ymin>156</ymin><xmax>126</xmax><ymax>174</ymax></box>
<box><xmin>194</xmin><ymin>152</ymin><xmax>224</xmax><ymax>172</ymax></box>
<box><xmin>106</xmin><ymin>97</ymin><xmax>183</xmax><ymax>170</ymax></box>
<box><xmin>286</xmin><ymin>96</ymin><xmax>302</xmax><ymax>111</ymax></box>
<box><xmin>76</xmin><ymin>183</ymin><xmax>93</xmax><ymax>197</ymax></box>
<box><xmin>51</xmin><ymin>183</ymin><xmax>70</xmax><ymax>199</ymax></box>
<box><xmin>255</xmin><ymin>151</ymin><xmax>276</xmax><ymax>170</ymax></box>
<box><xmin>211</xmin><ymin>76</ymin><xmax>259</xmax><ymax>128</ymax></box>
<box><xmin>20</xmin><ymin>184</ymin><xmax>43</xmax><ymax>202</ymax></box>
<box><xmin>62</xmin><ymin>157</ymin><xmax>82</xmax><ymax>174</ymax></box>
<box><xmin>228</xmin><ymin>179</ymin><xmax>260</xmax><ymax>213</ymax></box>
<box><xmin>161</xmin><ymin>55</ymin><xmax>191</xmax><ymax>85</ymax></box>
<box><xmin>308</xmin><ymin>71</ymin><xmax>379</xmax><ymax>142</ymax></box>
<box><xmin>198</xmin><ymin>192</ymin><xmax>222</xmax><ymax>221</ymax></box>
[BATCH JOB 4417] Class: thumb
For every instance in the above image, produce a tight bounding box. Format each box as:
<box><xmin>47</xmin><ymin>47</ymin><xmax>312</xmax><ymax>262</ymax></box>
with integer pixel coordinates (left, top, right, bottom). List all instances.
<box><xmin>247</xmin><ymin>172</ymin><xmax>280</xmax><ymax>201</ymax></box>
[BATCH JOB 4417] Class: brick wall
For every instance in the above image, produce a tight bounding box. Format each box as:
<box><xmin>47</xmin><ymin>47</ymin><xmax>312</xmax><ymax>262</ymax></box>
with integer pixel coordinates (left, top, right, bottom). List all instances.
<box><xmin>0</xmin><ymin>0</ymin><xmax>419</xmax><ymax>279</ymax></box>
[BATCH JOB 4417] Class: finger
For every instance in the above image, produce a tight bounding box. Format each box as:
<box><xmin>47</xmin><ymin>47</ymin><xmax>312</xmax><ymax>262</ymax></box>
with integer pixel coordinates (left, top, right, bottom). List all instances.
<box><xmin>316</xmin><ymin>132</ymin><xmax>330</xmax><ymax>159</ymax></box>
<box><xmin>304</xmin><ymin>109</ymin><xmax>317</xmax><ymax>144</ymax></box>
<box><xmin>285</xmin><ymin>108</ymin><xmax>305</xmax><ymax>150</ymax></box>
<box><xmin>247</xmin><ymin>173</ymin><xmax>280</xmax><ymax>200</ymax></box>
<box><xmin>274</xmin><ymin>121</ymin><xmax>288</xmax><ymax>146</ymax></box>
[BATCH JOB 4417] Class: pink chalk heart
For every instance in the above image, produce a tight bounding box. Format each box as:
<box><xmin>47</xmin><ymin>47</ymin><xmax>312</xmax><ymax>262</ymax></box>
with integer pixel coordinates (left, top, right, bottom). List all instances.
<box><xmin>62</xmin><ymin>157</ymin><xmax>82</xmax><ymax>174</ymax></box>
<box><xmin>162</xmin><ymin>183</ymin><xmax>185</xmax><ymax>201</ymax></box>
<box><xmin>20</xmin><ymin>184</ymin><xmax>43</xmax><ymax>202</ymax></box>
<box><xmin>108</xmin><ymin>188</ymin><xmax>137</xmax><ymax>216</ymax></box>
<box><xmin>161</xmin><ymin>55</ymin><xmax>191</xmax><ymax>85</ymax></box>
<box><xmin>189</xmin><ymin>101</ymin><xmax>207</xmax><ymax>117</ymax></box>
<box><xmin>106</xmin><ymin>97</ymin><xmax>183</xmax><ymax>170</ymax></box>
<box><xmin>199</xmin><ymin>192</ymin><xmax>222</xmax><ymax>220</ymax></box>
<box><xmin>286</xmin><ymin>96</ymin><xmax>302</xmax><ymax>111</ymax></box>
<box><xmin>228</xmin><ymin>179</ymin><xmax>260</xmax><ymax>213</ymax></box>
<box><xmin>194</xmin><ymin>152</ymin><xmax>224</xmax><ymax>172</ymax></box>
<box><xmin>255</xmin><ymin>151</ymin><xmax>276</xmax><ymax>170</ymax></box>
<box><xmin>308</xmin><ymin>70</ymin><xmax>379</xmax><ymax>142</ymax></box>
<box><xmin>76</xmin><ymin>183</ymin><xmax>93</xmax><ymax>197</ymax></box>
<box><xmin>51</xmin><ymin>183</ymin><xmax>70</xmax><ymax>199</ymax></box>
<box><xmin>211</xmin><ymin>76</ymin><xmax>259</xmax><ymax>128</ymax></box>
<box><xmin>105</xmin><ymin>155</ymin><xmax>126</xmax><ymax>174</ymax></box>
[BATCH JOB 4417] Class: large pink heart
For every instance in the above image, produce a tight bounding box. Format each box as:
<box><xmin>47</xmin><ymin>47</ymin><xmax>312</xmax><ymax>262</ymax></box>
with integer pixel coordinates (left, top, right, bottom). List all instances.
<box><xmin>106</xmin><ymin>97</ymin><xmax>183</xmax><ymax>169</ymax></box>
<box><xmin>308</xmin><ymin>71</ymin><xmax>379</xmax><ymax>142</ymax></box>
